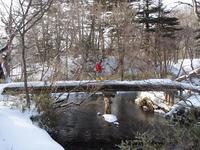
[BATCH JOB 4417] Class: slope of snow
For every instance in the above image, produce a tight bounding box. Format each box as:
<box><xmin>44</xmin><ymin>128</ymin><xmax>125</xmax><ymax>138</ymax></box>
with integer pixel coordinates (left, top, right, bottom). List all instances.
<box><xmin>103</xmin><ymin>56</ymin><xmax>117</xmax><ymax>75</ymax></box>
<box><xmin>187</xmin><ymin>94</ymin><xmax>200</xmax><ymax>107</ymax></box>
<box><xmin>136</xmin><ymin>91</ymin><xmax>165</xmax><ymax>105</ymax></box>
<box><xmin>0</xmin><ymin>101</ymin><xmax>64</xmax><ymax>150</ymax></box>
<box><xmin>10</xmin><ymin>55</ymin><xmax>116</xmax><ymax>81</ymax></box>
<box><xmin>170</xmin><ymin>59</ymin><xmax>200</xmax><ymax>86</ymax></box>
<box><xmin>170</xmin><ymin>59</ymin><xmax>200</xmax><ymax>76</ymax></box>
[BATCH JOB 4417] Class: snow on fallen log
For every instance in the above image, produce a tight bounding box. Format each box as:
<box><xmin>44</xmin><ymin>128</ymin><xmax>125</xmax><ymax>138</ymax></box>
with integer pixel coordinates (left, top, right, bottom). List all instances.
<box><xmin>0</xmin><ymin>79</ymin><xmax>200</xmax><ymax>94</ymax></box>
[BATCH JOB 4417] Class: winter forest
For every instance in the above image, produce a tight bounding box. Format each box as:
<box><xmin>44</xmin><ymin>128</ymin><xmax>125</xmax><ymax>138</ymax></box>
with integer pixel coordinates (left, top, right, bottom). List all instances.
<box><xmin>0</xmin><ymin>0</ymin><xmax>200</xmax><ymax>150</ymax></box>
<box><xmin>0</xmin><ymin>0</ymin><xmax>198</xmax><ymax>82</ymax></box>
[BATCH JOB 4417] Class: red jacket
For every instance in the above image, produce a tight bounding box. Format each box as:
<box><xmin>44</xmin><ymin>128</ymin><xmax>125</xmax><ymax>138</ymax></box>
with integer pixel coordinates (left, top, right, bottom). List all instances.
<box><xmin>96</xmin><ymin>62</ymin><xmax>102</xmax><ymax>73</ymax></box>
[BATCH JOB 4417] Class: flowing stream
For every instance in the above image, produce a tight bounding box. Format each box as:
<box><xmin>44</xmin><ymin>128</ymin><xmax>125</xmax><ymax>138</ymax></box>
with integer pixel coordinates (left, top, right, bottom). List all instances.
<box><xmin>51</xmin><ymin>92</ymin><xmax>166</xmax><ymax>150</ymax></box>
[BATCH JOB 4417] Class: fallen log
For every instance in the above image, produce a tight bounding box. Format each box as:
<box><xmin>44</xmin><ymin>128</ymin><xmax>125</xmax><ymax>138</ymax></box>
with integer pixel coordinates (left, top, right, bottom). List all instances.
<box><xmin>1</xmin><ymin>79</ymin><xmax>200</xmax><ymax>95</ymax></box>
<box><xmin>175</xmin><ymin>67</ymin><xmax>200</xmax><ymax>82</ymax></box>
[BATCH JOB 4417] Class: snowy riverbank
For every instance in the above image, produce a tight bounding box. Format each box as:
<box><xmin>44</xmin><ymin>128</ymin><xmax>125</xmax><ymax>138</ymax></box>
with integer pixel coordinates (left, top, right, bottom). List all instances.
<box><xmin>136</xmin><ymin>91</ymin><xmax>200</xmax><ymax>117</ymax></box>
<box><xmin>0</xmin><ymin>101</ymin><xmax>64</xmax><ymax>150</ymax></box>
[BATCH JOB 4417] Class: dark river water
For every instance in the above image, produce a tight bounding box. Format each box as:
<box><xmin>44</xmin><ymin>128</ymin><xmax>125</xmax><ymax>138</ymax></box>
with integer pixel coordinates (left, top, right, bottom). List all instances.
<box><xmin>52</xmin><ymin>92</ymin><xmax>166</xmax><ymax>150</ymax></box>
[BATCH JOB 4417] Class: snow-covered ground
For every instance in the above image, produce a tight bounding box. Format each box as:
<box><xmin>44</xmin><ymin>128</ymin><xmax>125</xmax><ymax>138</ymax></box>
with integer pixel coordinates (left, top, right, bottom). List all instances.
<box><xmin>136</xmin><ymin>91</ymin><xmax>200</xmax><ymax>117</ymax></box>
<box><xmin>0</xmin><ymin>57</ymin><xmax>199</xmax><ymax>149</ymax></box>
<box><xmin>170</xmin><ymin>59</ymin><xmax>200</xmax><ymax>76</ymax></box>
<box><xmin>166</xmin><ymin>94</ymin><xmax>200</xmax><ymax>117</ymax></box>
<box><xmin>135</xmin><ymin>58</ymin><xmax>200</xmax><ymax>116</ymax></box>
<box><xmin>10</xmin><ymin>55</ymin><xmax>117</xmax><ymax>81</ymax></box>
<box><xmin>0</xmin><ymin>101</ymin><xmax>64</xmax><ymax>150</ymax></box>
<box><xmin>169</xmin><ymin>59</ymin><xmax>200</xmax><ymax>87</ymax></box>
<box><xmin>135</xmin><ymin>91</ymin><xmax>170</xmax><ymax>112</ymax></box>
<box><xmin>0</xmin><ymin>83</ymin><xmax>65</xmax><ymax>150</ymax></box>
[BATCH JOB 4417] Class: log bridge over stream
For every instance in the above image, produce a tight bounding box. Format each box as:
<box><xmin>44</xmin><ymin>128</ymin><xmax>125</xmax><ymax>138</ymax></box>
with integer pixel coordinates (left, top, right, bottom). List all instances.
<box><xmin>2</xmin><ymin>79</ymin><xmax>200</xmax><ymax>93</ymax></box>
<box><xmin>2</xmin><ymin>79</ymin><xmax>200</xmax><ymax>106</ymax></box>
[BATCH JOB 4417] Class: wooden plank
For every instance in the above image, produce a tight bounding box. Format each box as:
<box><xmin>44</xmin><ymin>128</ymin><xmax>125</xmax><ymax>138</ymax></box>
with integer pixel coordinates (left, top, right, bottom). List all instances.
<box><xmin>2</xmin><ymin>79</ymin><xmax>200</xmax><ymax>94</ymax></box>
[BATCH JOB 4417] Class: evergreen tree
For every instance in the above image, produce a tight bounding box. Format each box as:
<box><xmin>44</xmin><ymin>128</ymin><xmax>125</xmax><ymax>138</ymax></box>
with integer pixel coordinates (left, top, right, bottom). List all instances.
<box><xmin>154</xmin><ymin>0</ymin><xmax>180</xmax><ymax>38</ymax></box>
<box><xmin>136</xmin><ymin>0</ymin><xmax>156</xmax><ymax>32</ymax></box>
<box><xmin>135</xmin><ymin>0</ymin><xmax>180</xmax><ymax>77</ymax></box>
<box><xmin>136</xmin><ymin>0</ymin><xmax>179</xmax><ymax>35</ymax></box>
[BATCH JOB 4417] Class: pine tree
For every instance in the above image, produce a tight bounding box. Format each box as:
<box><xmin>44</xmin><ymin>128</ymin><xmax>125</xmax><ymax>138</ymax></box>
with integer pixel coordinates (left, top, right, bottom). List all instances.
<box><xmin>135</xmin><ymin>0</ymin><xmax>180</xmax><ymax>77</ymax></box>
<box><xmin>136</xmin><ymin>0</ymin><xmax>179</xmax><ymax>35</ymax></box>
<box><xmin>154</xmin><ymin>0</ymin><xmax>180</xmax><ymax>77</ymax></box>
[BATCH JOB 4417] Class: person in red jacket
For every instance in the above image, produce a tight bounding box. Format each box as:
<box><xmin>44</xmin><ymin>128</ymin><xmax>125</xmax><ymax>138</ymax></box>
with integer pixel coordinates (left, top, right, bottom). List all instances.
<box><xmin>96</xmin><ymin>60</ymin><xmax>103</xmax><ymax>80</ymax></box>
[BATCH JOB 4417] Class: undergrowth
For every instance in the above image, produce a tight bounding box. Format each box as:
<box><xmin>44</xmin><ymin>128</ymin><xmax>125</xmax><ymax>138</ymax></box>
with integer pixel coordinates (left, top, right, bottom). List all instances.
<box><xmin>31</xmin><ymin>93</ymin><xmax>58</xmax><ymax>133</ymax></box>
<box><xmin>118</xmin><ymin>108</ymin><xmax>200</xmax><ymax>150</ymax></box>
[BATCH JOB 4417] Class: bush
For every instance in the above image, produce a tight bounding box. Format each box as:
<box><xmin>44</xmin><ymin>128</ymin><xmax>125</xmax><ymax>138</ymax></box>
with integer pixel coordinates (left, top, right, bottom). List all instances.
<box><xmin>31</xmin><ymin>93</ymin><xmax>58</xmax><ymax>133</ymax></box>
<box><xmin>118</xmin><ymin>116</ymin><xmax>200</xmax><ymax>150</ymax></box>
<box><xmin>118</xmin><ymin>132</ymin><xmax>163</xmax><ymax>150</ymax></box>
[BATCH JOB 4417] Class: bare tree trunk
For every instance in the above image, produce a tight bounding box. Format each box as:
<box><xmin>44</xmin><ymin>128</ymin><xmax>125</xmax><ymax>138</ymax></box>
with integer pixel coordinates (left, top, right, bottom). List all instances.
<box><xmin>1</xmin><ymin>60</ymin><xmax>11</xmax><ymax>83</ymax></box>
<box><xmin>0</xmin><ymin>38</ymin><xmax>14</xmax><ymax>82</ymax></box>
<box><xmin>65</xmin><ymin>36</ymin><xmax>69</xmax><ymax>80</ymax></box>
<box><xmin>163</xmin><ymin>49</ymin><xmax>167</xmax><ymax>77</ymax></box>
<box><xmin>21</xmin><ymin>32</ymin><xmax>30</xmax><ymax>108</ymax></box>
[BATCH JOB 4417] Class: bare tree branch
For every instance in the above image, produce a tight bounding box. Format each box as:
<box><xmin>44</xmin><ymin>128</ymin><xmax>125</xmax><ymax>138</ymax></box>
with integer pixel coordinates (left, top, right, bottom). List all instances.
<box><xmin>0</xmin><ymin>0</ymin><xmax>54</xmax><ymax>54</ymax></box>
<box><xmin>175</xmin><ymin>1</ymin><xmax>193</xmax><ymax>7</ymax></box>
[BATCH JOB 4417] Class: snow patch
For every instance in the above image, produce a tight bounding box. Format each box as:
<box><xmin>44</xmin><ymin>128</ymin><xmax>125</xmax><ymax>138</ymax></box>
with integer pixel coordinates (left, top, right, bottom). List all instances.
<box><xmin>136</xmin><ymin>91</ymin><xmax>165</xmax><ymax>104</ymax></box>
<box><xmin>170</xmin><ymin>59</ymin><xmax>200</xmax><ymax>76</ymax></box>
<box><xmin>135</xmin><ymin>91</ymin><xmax>170</xmax><ymax>111</ymax></box>
<box><xmin>102</xmin><ymin>114</ymin><xmax>118</xmax><ymax>123</ymax></box>
<box><xmin>166</xmin><ymin>94</ymin><xmax>200</xmax><ymax>117</ymax></box>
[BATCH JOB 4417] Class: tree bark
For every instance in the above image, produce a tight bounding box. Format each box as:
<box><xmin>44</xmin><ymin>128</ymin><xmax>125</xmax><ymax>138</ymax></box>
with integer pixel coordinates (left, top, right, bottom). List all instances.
<box><xmin>21</xmin><ymin>32</ymin><xmax>30</xmax><ymax>108</ymax></box>
<box><xmin>3</xmin><ymin>79</ymin><xmax>200</xmax><ymax>94</ymax></box>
